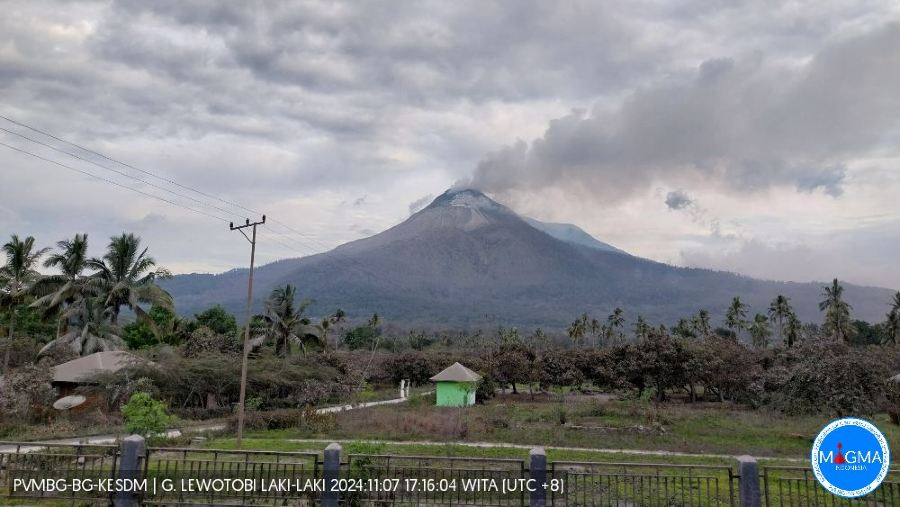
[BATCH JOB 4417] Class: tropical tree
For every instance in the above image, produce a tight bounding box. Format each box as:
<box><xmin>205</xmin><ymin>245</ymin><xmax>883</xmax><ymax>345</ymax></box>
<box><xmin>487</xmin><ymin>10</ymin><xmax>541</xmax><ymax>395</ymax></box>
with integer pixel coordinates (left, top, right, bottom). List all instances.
<box><xmin>87</xmin><ymin>233</ymin><xmax>172</xmax><ymax>326</ymax></box>
<box><xmin>885</xmin><ymin>310</ymin><xmax>900</xmax><ymax>346</ymax></box>
<box><xmin>692</xmin><ymin>309</ymin><xmax>712</xmax><ymax>337</ymax></box>
<box><xmin>0</xmin><ymin>235</ymin><xmax>49</xmax><ymax>373</ymax></box>
<box><xmin>315</xmin><ymin>308</ymin><xmax>346</xmax><ymax>351</ymax></box>
<box><xmin>38</xmin><ymin>296</ymin><xmax>124</xmax><ymax>357</ymax></box>
<box><xmin>768</xmin><ymin>295</ymin><xmax>793</xmax><ymax>343</ymax></box>
<box><xmin>262</xmin><ymin>284</ymin><xmax>316</xmax><ymax>357</ymax></box>
<box><xmin>31</xmin><ymin>234</ymin><xmax>94</xmax><ymax>338</ymax></box>
<box><xmin>633</xmin><ymin>315</ymin><xmax>651</xmax><ymax>341</ymax></box>
<box><xmin>784</xmin><ymin>313</ymin><xmax>802</xmax><ymax>348</ymax></box>
<box><xmin>589</xmin><ymin>318</ymin><xmax>602</xmax><ymax>347</ymax></box>
<box><xmin>567</xmin><ymin>313</ymin><xmax>588</xmax><ymax>345</ymax></box>
<box><xmin>749</xmin><ymin>313</ymin><xmax>772</xmax><ymax>349</ymax></box>
<box><xmin>884</xmin><ymin>292</ymin><xmax>900</xmax><ymax>346</ymax></box>
<box><xmin>725</xmin><ymin>297</ymin><xmax>749</xmax><ymax>338</ymax></box>
<box><xmin>606</xmin><ymin>307</ymin><xmax>625</xmax><ymax>343</ymax></box>
<box><xmin>673</xmin><ymin>318</ymin><xmax>695</xmax><ymax>339</ymax></box>
<box><xmin>819</xmin><ymin>278</ymin><xmax>853</xmax><ymax>342</ymax></box>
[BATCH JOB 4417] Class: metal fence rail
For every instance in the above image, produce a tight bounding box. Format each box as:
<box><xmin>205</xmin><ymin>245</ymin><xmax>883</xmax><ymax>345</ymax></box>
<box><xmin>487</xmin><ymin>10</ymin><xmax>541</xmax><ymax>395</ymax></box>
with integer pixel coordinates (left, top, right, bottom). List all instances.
<box><xmin>341</xmin><ymin>453</ymin><xmax>527</xmax><ymax>506</ymax></box>
<box><xmin>550</xmin><ymin>461</ymin><xmax>739</xmax><ymax>507</ymax></box>
<box><xmin>762</xmin><ymin>466</ymin><xmax>900</xmax><ymax>507</ymax></box>
<box><xmin>0</xmin><ymin>441</ymin><xmax>120</xmax><ymax>506</ymax></box>
<box><xmin>140</xmin><ymin>446</ymin><xmax>322</xmax><ymax>506</ymax></box>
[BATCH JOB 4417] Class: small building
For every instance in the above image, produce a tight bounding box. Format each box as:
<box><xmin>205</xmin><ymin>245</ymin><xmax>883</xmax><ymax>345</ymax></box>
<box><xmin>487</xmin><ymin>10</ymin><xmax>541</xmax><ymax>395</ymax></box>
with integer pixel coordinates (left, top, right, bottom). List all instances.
<box><xmin>430</xmin><ymin>362</ymin><xmax>481</xmax><ymax>407</ymax></box>
<box><xmin>52</xmin><ymin>351</ymin><xmax>142</xmax><ymax>396</ymax></box>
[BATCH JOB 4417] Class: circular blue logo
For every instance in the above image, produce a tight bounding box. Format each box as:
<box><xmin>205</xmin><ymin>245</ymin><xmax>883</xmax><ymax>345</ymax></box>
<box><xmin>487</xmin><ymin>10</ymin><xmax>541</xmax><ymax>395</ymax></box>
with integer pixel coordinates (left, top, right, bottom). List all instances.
<box><xmin>811</xmin><ymin>418</ymin><xmax>890</xmax><ymax>498</ymax></box>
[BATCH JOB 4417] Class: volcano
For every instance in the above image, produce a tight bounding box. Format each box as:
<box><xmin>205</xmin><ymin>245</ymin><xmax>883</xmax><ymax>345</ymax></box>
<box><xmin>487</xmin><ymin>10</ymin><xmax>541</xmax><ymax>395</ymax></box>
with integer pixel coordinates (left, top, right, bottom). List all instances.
<box><xmin>162</xmin><ymin>189</ymin><xmax>895</xmax><ymax>329</ymax></box>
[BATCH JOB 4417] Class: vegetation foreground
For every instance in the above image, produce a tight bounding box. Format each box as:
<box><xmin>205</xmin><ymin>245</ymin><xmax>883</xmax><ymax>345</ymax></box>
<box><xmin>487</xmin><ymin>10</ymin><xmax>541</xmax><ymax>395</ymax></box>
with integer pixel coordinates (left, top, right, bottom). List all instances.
<box><xmin>0</xmin><ymin>230</ymin><xmax>899</xmax><ymax>465</ymax></box>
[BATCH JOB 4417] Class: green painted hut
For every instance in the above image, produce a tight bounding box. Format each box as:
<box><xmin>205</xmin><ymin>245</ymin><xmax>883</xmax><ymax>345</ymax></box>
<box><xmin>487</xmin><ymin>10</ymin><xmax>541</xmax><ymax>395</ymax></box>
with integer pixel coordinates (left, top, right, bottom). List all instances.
<box><xmin>430</xmin><ymin>362</ymin><xmax>481</xmax><ymax>407</ymax></box>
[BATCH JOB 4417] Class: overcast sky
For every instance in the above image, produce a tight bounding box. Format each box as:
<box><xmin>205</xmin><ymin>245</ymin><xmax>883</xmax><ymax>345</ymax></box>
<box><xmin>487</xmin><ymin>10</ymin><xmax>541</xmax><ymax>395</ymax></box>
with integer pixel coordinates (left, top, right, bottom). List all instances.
<box><xmin>1</xmin><ymin>1</ymin><xmax>899</xmax><ymax>290</ymax></box>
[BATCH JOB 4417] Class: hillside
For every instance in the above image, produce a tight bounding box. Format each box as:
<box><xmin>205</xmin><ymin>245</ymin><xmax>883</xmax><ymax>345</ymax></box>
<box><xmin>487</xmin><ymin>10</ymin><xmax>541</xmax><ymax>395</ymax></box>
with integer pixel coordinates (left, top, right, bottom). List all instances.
<box><xmin>161</xmin><ymin>189</ymin><xmax>896</xmax><ymax>329</ymax></box>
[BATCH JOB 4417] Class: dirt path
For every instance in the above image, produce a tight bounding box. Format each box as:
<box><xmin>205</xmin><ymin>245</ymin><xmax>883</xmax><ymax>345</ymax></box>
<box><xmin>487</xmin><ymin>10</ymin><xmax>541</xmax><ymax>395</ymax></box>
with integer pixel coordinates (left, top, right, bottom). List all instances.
<box><xmin>0</xmin><ymin>393</ymin><xmax>429</xmax><ymax>454</ymax></box>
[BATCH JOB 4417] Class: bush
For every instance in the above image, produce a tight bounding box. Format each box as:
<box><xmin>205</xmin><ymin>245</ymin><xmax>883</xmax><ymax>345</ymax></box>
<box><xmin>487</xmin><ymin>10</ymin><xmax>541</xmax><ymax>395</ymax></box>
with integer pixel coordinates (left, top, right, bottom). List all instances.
<box><xmin>194</xmin><ymin>306</ymin><xmax>239</xmax><ymax>337</ymax></box>
<box><xmin>121</xmin><ymin>392</ymin><xmax>177</xmax><ymax>439</ymax></box>
<box><xmin>227</xmin><ymin>407</ymin><xmax>336</xmax><ymax>433</ymax></box>
<box><xmin>382</xmin><ymin>352</ymin><xmax>440</xmax><ymax>385</ymax></box>
<box><xmin>182</xmin><ymin>326</ymin><xmax>241</xmax><ymax>357</ymax></box>
<box><xmin>0</xmin><ymin>363</ymin><xmax>55</xmax><ymax>423</ymax></box>
<box><xmin>771</xmin><ymin>340</ymin><xmax>893</xmax><ymax>416</ymax></box>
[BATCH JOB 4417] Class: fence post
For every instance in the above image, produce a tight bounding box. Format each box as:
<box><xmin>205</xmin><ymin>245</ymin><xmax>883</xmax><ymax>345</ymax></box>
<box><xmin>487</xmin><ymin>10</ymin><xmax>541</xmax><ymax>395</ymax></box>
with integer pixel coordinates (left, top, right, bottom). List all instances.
<box><xmin>529</xmin><ymin>447</ymin><xmax>547</xmax><ymax>507</ymax></box>
<box><xmin>114</xmin><ymin>434</ymin><xmax>145</xmax><ymax>507</ymax></box>
<box><xmin>322</xmin><ymin>442</ymin><xmax>342</xmax><ymax>507</ymax></box>
<box><xmin>737</xmin><ymin>455</ymin><xmax>761</xmax><ymax>507</ymax></box>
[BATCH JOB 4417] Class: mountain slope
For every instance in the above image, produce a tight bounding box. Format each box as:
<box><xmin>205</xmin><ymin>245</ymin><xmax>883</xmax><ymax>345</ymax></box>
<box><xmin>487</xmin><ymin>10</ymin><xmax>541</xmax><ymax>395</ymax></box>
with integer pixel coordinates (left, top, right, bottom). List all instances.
<box><xmin>162</xmin><ymin>189</ymin><xmax>896</xmax><ymax>328</ymax></box>
<box><xmin>523</xmin><ymin>217</ymin><xmax>626</xmax><ymax>254</ymax></box>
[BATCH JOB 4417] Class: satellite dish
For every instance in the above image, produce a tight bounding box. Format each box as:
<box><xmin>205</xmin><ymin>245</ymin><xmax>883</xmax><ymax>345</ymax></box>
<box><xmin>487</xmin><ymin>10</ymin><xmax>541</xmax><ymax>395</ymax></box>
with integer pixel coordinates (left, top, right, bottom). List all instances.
<box><xmin>53</xmin><ymin>395</ymin><xmax>86</xmax><ymax>410</ymax></box>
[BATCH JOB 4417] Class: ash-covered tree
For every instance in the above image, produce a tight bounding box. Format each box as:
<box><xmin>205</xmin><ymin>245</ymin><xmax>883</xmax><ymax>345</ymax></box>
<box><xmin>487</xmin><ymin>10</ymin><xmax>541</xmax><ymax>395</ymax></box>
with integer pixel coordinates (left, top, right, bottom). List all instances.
<box><xmin>637</xmin><ymin>329</ymin><xmax>690</xmax><ymax>401</ymax></box>
<box><xmin>884</xmin><ymin>292</ymin><xmax>900</xmax><ymax>346</ymax></box>
<box><xmin>820</xmin><ymin>278</ymin><xmax>853</xmax><ymax>342</ymax></box>
<box><xmin>31</xmin><ymin>233</ymin><xmax>92</xmax><ymax>339</ymax></box>
<box><xmin>768</xmin><ymin>295</ymin><xmax>793</xmax><ymax>343</ymax></box>
<box><xmin>691</xmin><ymin>309</ymin><xmax>712</xmax><ymax>337</ymax></box>
<box><xmin>725</xmin><ymin>297</ymin><xmax>749</xmax><ymax>339</ymax></box>
<box><xmin>494</xmin><ymin>342</ymin><xmax>537</xmax><ymax>394</ymax></box>
<box><xmin>749</xmin><ymin>313</ymin><xmax>772</xmax><ymax>349</ymax></box>
<box><xmin>261</xmin><ymin>284</ymin><xmax>317</xmax><ymax>357</ymax></box>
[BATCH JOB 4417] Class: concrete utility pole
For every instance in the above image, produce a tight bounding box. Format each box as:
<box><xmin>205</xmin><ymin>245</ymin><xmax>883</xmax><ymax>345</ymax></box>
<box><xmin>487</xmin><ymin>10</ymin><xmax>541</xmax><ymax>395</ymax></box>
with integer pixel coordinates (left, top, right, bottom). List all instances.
<box><xmin>230</xmin><ymin>215</ymin><xmax>265</xmax><ymax>447</ymax></box>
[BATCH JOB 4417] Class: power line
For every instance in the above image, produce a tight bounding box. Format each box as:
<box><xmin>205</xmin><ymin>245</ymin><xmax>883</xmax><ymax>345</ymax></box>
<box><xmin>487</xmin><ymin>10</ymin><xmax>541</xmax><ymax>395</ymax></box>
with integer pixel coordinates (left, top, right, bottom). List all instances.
<box><xmin>0</xmin><ymin>126</ymin><xmax>244</xmax><ymax>220</ymax></box>
<box><xmin>0</xmin><ymin>140</ymin><xmax>232</xmax><ymax>224</ymax></box>
<box><xmin>0</xmin><ymin>114</ymin><xmax>409</xmax><ymax>295</ymax></box>
<box><xmin>0</xmin><ymin>115</ymin><xmax>336</xmax><ymax>251</ymax></box>
<box><xmin>0</xmin><ymin>113</ymin><xmax>260</xmax><ymax>218</ymax></box>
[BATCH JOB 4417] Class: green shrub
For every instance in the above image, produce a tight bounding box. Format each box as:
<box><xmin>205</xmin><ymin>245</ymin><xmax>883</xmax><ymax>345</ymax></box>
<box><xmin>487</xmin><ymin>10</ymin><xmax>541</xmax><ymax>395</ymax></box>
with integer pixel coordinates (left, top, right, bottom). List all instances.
<box><xmin>121</xmin><ymin>392</ymin><xmax>177</xmax><ymax>439</ymax></box>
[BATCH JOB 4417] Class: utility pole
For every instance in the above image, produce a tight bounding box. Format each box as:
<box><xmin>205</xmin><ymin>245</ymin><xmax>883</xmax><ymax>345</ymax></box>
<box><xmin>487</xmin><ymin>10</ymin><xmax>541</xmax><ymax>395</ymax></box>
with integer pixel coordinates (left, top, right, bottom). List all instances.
<box><xmin>230</xmin><ymin>215</ymin><xmax>265</xmax><ymax>447</ymax></box>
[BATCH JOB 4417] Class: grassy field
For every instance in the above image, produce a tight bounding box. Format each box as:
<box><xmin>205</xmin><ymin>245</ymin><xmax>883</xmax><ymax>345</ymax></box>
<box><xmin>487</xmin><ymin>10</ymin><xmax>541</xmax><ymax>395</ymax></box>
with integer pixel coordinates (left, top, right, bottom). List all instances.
<box><xmin>206</xmin><ymin>391</ymin><xmax>900</xmax><ymax>462</ymax></box>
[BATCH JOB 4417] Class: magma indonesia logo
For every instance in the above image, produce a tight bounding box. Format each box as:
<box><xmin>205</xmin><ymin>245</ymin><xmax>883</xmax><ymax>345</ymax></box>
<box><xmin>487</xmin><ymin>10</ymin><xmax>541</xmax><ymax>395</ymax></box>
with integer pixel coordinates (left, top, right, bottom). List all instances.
<box><xmin>811</xmin><ymin>418</ymin><xmax>891</xmax><ymax>498</ymax></box>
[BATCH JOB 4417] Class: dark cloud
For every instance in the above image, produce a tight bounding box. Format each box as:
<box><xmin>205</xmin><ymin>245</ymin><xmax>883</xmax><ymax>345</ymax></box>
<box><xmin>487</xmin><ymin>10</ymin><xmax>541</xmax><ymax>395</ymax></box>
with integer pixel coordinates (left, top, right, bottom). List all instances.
<box><xmin>468</xmin><ymin>24</ymin><xmax>900</xmax><ymax>202</ymax></box>
<box><xmin>665</xmin><ymin>190</ymin><xmax>693</xmax><ymax>210</ymax></box>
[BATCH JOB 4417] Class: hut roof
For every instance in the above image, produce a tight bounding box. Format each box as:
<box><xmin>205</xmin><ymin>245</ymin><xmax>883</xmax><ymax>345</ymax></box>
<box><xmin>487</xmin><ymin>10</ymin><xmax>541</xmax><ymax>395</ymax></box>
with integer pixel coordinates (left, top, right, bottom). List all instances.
<box><xmin>52</xmin><ymin>351</ymin><xmax>142</xmax><ymax>383</ymax></box>
<box><xmin>430</xmin><ymin>362</ymin><xmax>482</xmax><ymax>382</ymax></box>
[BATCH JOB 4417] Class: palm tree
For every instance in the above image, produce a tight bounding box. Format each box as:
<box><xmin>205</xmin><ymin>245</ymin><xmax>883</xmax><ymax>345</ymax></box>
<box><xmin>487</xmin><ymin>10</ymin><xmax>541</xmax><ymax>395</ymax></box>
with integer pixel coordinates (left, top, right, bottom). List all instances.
<box><xmin>633</xmin><ymin>315</ymin><xmax>650</xmax><ymax>341</ymax></box>
<box><xmin>0</xmin><ymin>235</ymin><xmax>49</xmax><ymax>373</ymax></box>
<box><xmin>674</xmin><ymin>318</ymin><xmax>695</xmax><ymax>339</ymax></box>
<box><xmin>749</xmin><ymin>313</ymin><xmax>772</xmax><ymax>349</ymax></box>
<box><xmin>607</xmin><ymin>307</ymin><xmax>624</xmax><ymax>343</ymax></box>
<box><xmin>884</xmin><ymin>310</ymin><xmax>899</xmax><ymax>346</ymax></box>
<box><xmin>263</xmin><ymin>284</ymin><xmax>316</xmax><ymax>357</ymax></box>
<box><xmin>567</xmin><ymin>313</ymin><xmax>588</xmax><ymax>346</ymax></box>
<box><xmin>768</xmin><ymin>295</ymin><xmax>792</xmax><ymax>343</ymax></box>
<box><xmin>884</xmin><ymin>292</ymin><xmax>900</xmax><ymax>346</ymax></box>
<box><xmin>784</xmin><ymin>313</ymin><xmax>802</xmax><ymax>348</ymax></box>
<box><xmin>38</xmin><ymin>296</ymin><xmax>124</xmax><ymax>357</ymax></box>
<box><xmin>589</xmin><ymin>318</ymin><xmax>601</xmax><ymax>347</ymax></box>
<box><xmin>725</xmin><ymin>297</ymin><xmax>749</xmax><ymax>337</ymax></box>
<box><xmin>692</xmin><ymin>309</ymin><xmax>712</xmax><ymax>337</ymax></box>
<box><xmin>819</xmin><ymin>278</ymin><xmax>853</xmax><ymax>342</ymax></box>
<box><xmin>31</xmin><ymin>234</ymin><xmax>94</xmax><ymax>338</ymax></box>
<box><xmin>315</xmin><ymin>308</ymin><xmax>346</xmax><ymax>351</ymax></box>
<box><xmin>87</xmin><ymin>233</ymin><xmax>172</xmax><ymax>326</ymax></box>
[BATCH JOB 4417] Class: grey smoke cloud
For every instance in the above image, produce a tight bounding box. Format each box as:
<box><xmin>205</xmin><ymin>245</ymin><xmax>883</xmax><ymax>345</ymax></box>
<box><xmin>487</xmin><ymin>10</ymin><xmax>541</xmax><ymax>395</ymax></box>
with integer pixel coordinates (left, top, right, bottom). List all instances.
<box><xmin>408</xmin><ymin>194</ymin><xmax>435</xmax><ymax>215</ymax></box>
<box><xmin>468</xmin><ymin>24</ymin><xmax>900</xmax><ymax>202</ymax></box>
<box><xmin>665</xmin><ymin>190</ymin><xmax>692</xmax><ymax>210</ymax></box>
